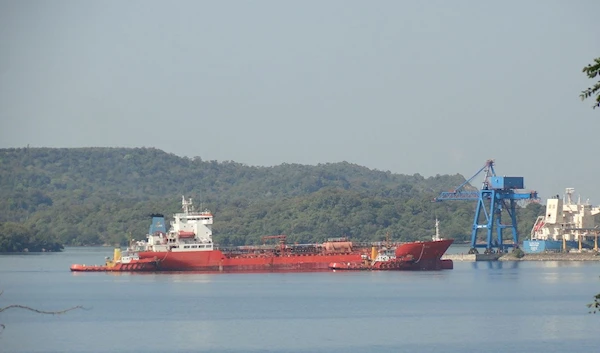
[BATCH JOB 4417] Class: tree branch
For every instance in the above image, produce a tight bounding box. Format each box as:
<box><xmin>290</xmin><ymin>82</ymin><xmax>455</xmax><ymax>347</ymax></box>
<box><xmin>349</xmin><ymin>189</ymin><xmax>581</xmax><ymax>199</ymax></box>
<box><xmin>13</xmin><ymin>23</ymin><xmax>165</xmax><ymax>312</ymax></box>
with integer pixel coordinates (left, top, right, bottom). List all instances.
<box><xmin>0</xmin><ymin>304</ymin><xmax>84</xmax><ymax>315</ymax></box>
<box><xmin>588</xmin><ymin>293</ymin><xmax>600</xmax><ymax>314</ymax></box>
<box><xmin>0</xmin><ymin>290</ymin><xmax>85</xmax><ymax>333</ymax></box>
<box><xmin>581</xmin><ymin>57</ymin><xmax>600</xmax><ymax>109</ymax></box>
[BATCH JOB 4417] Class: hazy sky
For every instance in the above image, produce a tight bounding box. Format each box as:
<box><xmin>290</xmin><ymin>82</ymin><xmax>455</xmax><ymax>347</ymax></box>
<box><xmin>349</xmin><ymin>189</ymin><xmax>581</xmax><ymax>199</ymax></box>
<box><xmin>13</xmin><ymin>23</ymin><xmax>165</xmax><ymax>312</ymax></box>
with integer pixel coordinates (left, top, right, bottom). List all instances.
<box><xmin>1</xmin><ymin>0</ymin><xmax>600</xmax><ymax>202</ymax></box>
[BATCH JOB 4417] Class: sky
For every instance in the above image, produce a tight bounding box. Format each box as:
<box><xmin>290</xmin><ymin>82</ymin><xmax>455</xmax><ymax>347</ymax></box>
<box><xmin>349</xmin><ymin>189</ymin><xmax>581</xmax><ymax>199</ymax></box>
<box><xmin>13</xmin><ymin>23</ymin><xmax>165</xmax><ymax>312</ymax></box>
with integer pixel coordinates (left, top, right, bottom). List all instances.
<box><xmin>1</xmin><ymin>0</ymin><xmax>600</xmax><ymax>203</ymax></box>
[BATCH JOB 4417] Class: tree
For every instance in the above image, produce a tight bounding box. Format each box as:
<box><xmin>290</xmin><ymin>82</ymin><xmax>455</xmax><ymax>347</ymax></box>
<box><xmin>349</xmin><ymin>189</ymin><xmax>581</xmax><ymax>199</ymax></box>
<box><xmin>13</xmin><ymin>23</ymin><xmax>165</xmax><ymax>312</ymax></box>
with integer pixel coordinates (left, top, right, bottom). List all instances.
<box><xmin>580</xmin><ymin>57</ymin><xmax>600</xmax><ymax>109</ymax></box>
<box><xmin>581</xmin><ymin>57</ymin><xmax>600</xmax><ymax>313</ymax></box>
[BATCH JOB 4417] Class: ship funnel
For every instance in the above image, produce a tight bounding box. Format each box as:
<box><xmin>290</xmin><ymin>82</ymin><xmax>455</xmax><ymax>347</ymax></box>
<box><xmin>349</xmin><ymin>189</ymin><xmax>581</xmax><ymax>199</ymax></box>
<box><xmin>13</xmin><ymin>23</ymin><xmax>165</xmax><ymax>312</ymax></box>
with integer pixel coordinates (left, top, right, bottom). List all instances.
<box><xmin>149</xmin><ymin>214</ymin><xmax>167</xmax><ymax>234</ymax></box>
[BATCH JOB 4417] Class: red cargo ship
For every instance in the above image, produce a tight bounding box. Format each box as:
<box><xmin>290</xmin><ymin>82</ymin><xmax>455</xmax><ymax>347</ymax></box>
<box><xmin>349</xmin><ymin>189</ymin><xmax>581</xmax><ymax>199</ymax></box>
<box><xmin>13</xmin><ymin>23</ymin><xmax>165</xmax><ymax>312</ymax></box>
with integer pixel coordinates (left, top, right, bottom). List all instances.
<box><xmin>71</xmin><ymin>197</ymin><xmax>453</xmax><ymax>272</ymax></box>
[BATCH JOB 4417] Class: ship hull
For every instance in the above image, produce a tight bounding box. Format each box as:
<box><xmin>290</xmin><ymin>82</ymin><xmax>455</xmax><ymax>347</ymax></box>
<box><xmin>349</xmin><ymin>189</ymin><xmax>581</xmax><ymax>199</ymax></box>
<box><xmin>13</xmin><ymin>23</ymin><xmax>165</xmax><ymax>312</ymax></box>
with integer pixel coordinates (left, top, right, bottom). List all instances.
<box><xmin>522</xmin><ymin>240</ymin><xmax>591</xmax><ymax>254</ymax></box>
<box><xmin>330</xmin><ymin>239</ymin><xmax>454</xmax><ymax>271</ymax></box>
<box><xmin>395</xmin><ymin>239</ymin><xmax>454</xmax><ymax>264</ymax></box>
<box><xmin>138</xmin><ymin>239</ymin><xmax>454</xmax><ymax>272</ymax></box>
<box><xmin>140</xmin><ymin>250</ymin><xmax>364</xmax><ymax>272</ymax></box>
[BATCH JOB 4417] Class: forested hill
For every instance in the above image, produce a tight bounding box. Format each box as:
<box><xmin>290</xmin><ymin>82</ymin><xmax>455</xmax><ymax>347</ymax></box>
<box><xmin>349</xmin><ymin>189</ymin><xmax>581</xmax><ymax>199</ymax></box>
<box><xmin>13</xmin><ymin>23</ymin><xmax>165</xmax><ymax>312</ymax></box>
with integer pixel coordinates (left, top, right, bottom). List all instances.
<box><xmin>0</xmin><ymin>147</ymin><xmax>543</xmax><ymax>250</ymax></box>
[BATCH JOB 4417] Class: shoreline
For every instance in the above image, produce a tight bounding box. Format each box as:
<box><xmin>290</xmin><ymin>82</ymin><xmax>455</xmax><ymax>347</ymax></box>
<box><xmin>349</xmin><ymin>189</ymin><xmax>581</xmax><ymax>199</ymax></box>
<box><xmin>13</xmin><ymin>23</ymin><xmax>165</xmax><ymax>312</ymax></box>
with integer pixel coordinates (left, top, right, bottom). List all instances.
<box><xmin>443</xmin><ymin>251</ymin><xmax>600</xmax><ymax>262</ymax></box>
<box><xmin>499</xmin><ymin>252</ymin><xmax>600</xmax><ymax>261</ymax></box>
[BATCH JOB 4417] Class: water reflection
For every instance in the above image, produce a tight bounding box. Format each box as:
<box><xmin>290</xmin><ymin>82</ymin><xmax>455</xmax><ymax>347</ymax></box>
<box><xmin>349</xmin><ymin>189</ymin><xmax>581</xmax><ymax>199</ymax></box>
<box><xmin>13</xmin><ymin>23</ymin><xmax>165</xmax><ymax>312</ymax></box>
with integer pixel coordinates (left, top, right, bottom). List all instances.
<box><xmin>71</xmin><ymin>271</ymin><xmax>215</xmax><ymax>283</ymax></box>
<box><xmin>542</xmin><ymin>261</ymin><xmax>588</xmax><ymax>268</ymax></box>
<box><xmin>470</xmin><ymin>261</ymin><xmax>519</xmax><ymax>270</ymax></box>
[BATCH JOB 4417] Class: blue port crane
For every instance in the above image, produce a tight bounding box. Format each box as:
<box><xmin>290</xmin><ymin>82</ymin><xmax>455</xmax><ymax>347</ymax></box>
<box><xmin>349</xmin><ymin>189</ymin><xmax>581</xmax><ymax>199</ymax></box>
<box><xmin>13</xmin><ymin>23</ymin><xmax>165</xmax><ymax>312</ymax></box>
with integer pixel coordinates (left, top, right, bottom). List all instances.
<box><xmin>434</xmin><ymin>160</ymin><xmax>538</xmax><ymax>254</ymax></box>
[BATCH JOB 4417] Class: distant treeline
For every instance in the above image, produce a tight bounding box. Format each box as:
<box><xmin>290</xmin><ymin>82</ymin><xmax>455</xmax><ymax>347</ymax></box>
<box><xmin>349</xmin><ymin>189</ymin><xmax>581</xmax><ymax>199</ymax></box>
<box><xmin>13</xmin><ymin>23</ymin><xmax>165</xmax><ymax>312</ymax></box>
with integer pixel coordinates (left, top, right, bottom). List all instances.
<box><xmin>0</xmin><ymin>221</ymin><xmax>63</xmax><ymax>252</ymax></box>
<box><xmin>0</xmin><ymin>147</ymin><xmax>544</xmax><ymax>251</ymax></box>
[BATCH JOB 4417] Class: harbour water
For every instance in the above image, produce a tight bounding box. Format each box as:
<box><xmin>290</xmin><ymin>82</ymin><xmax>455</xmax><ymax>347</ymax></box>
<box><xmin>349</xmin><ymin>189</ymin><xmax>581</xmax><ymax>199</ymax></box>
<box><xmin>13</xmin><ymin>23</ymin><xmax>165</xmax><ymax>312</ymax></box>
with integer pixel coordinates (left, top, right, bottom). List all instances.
<box><xmin>1</xmin><ymin>246</ymin><xmax>600</xmax><ymax>353</ymax></box>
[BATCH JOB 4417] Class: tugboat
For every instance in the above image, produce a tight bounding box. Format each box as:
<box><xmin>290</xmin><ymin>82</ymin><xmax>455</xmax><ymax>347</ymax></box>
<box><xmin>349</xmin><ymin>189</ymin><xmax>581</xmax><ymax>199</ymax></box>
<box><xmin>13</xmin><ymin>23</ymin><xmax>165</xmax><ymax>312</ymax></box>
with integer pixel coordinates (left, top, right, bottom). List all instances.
<box><xmin>70</xmin><ymin>248</ymin><xmax>159</xmax><ymax>272</ymax></box>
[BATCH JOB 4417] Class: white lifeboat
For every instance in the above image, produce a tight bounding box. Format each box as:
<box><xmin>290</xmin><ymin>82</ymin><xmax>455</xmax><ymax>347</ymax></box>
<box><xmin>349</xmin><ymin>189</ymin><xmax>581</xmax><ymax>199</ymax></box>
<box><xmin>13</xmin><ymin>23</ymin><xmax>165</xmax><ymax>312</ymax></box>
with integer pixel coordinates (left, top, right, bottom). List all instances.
<box><xmin>178</xmin><ymin>230</ymin><xmax>195</xmax><ymax>238</ymax></box>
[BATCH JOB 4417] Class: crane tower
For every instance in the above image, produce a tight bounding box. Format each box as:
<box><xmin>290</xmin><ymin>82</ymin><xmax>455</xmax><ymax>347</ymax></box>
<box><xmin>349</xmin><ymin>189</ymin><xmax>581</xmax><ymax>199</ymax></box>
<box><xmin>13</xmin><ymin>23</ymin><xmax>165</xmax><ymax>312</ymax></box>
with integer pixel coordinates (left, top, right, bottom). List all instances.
<box><xmin>435</xmin><ymin>160</ymin><xmax>538</xmax><ymax>254</ymax></box>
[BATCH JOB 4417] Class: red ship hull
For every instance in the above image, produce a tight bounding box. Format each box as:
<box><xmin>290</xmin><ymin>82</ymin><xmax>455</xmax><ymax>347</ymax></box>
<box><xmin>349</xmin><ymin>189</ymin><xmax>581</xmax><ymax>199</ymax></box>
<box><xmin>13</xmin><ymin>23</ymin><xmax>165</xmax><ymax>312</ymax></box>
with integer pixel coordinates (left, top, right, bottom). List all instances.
<box><xmin>393</xmin><ymin>238</ymin><xmax>454</xmax><ymax>270</ymax></box>
<box><xmin>139</xmin><ymin>250</ymin><xmax>363</xmax><ymax>272</ymax></box>
<box><xmin>138</xmin><ymin>239</ymin><xmax>454</xmax><ymax>272</ymax></box>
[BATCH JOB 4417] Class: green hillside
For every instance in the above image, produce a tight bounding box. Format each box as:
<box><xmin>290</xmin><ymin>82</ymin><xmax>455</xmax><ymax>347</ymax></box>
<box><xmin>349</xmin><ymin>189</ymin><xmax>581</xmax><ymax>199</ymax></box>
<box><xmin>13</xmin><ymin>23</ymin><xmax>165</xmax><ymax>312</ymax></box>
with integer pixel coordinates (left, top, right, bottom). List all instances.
<box><xmin>0</xmin><ymin>147</ymin><xmax>543</xmax><ymax>251</ymax></box>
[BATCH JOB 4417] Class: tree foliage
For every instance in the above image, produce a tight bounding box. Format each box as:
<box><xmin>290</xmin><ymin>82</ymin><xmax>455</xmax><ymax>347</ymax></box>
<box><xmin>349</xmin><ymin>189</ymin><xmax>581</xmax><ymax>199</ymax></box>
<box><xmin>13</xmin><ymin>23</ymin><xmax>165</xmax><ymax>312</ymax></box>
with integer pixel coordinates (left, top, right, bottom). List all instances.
<box><xmin>581</xmin><ymin>57</ymin><xmax>600</xmax><ymax>109</ymax></box>
<box><xmin>0</xmin><ymin>147</ymin><xmax>543</xmax><ymax>250</ymax></box>
<box><xmin>580</xmin><ymin>57</ymin><xmax>600</xmax><ymax>313</ymax></box>
<box><xmin>0</xmin><ymin>222</ymin><xmax>63</xmax><ymax>252</ymax></box>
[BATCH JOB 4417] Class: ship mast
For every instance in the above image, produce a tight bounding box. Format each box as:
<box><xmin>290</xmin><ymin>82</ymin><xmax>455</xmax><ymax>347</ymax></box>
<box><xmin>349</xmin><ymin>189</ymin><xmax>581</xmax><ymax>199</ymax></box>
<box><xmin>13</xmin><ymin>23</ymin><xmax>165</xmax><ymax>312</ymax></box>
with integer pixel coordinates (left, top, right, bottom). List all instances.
<box><xmin>182</xmin><ymin>196</ymin><xmax>194</xmax><ymax>214</ymax></box>
<box><xmin>433</xmin><ymin>219</ymin><xmax>441</xmax><ymax>241</ymax></box>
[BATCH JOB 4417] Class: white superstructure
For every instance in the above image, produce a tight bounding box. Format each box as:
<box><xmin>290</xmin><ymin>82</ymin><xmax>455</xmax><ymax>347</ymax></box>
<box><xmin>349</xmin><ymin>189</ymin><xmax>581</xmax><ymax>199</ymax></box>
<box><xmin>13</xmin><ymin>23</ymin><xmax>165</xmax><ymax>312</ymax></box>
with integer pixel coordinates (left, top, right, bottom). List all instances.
<box><xmin>531</xmin><ymin>188</ymin><xmax>600</xmax><ymax>242</ymax></box>
<box><xmin>135</xmin><ymin>196</ymin><xmax>215</xmax><ymax>252</ymax></box>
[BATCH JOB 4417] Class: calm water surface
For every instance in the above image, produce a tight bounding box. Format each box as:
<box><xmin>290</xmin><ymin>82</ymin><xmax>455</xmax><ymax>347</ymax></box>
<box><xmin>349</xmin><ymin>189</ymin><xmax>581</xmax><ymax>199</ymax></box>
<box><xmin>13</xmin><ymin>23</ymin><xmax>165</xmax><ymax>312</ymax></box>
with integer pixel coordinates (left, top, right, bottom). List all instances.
<box><xmin>1</xmin><ymin>246</ymin><xmax>600</xmax><ymax>353</ymax></box>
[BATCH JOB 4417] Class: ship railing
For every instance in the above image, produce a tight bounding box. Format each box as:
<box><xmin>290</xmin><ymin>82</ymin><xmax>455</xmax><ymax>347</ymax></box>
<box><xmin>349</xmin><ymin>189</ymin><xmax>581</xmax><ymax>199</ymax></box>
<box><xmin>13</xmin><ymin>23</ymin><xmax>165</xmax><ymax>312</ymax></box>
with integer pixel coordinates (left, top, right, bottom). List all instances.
<box><xmin>326</xmin><ymin>237</ymin><xmax>349</xmax><ymax>242</ymax></box>
<box><xmin>216</xmin><ymin>241</ymin><xmax>405</xmax><ymax>252</ymax></box>
<box><xmin>217</xmin><ymin>243</ymin><xmax>322</xmax><ymax>254</ymax></box>
<box><xmin>217</xmin><ymin>244</ymin><xmax>282</xmax><ymax>251</ymax></box>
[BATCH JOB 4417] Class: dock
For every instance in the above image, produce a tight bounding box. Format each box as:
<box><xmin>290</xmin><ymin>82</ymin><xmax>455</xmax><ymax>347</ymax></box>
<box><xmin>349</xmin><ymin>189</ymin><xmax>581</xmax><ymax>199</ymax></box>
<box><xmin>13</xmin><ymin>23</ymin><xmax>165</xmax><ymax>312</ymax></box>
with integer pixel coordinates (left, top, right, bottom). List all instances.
<box><xmin>497</xmin><ymin>252</ymin><xmax>600</xmax><ymax>261</ymax></box>
<box><xmin>442</xmin><ymin>253</ymin><xmax>501</xmax><ymax>262</ymax></box>
<box><xmin>442</xmin><ymin>252</ymin><xmax>600</xmax><ymax>262</ymax></box>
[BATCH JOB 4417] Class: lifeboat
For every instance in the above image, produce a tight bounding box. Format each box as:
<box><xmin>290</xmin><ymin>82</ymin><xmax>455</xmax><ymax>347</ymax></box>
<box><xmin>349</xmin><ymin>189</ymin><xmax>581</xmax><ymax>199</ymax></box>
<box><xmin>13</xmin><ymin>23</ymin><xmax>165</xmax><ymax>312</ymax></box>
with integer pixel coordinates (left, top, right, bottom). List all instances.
<box><xmin>178</xmin><ymin>231</ymin><xmax>195</xmax><ymax>238</ymax></box>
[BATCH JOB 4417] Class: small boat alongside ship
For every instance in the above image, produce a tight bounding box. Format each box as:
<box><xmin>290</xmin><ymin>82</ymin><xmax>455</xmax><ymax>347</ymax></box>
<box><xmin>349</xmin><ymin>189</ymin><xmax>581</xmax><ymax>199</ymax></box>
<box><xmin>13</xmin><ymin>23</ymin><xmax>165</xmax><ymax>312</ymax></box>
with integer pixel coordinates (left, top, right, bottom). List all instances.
<box><xmin>71</xmin><ymin>196</ymin><xmax>454</xmax><ymax>273</ymax></box>
<box><xmin>70</xmin><ymin>248</ymin><xmax>159</xmax><ymax>272</ymax></box>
